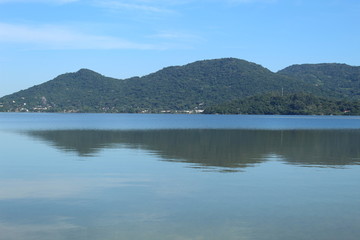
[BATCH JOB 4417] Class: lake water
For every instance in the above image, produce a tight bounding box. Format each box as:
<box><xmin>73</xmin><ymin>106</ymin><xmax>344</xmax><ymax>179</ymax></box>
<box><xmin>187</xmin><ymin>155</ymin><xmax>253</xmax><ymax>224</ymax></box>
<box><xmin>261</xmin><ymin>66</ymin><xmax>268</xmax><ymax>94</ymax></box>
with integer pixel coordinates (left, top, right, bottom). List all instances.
<box><xmin>1</xmin><ymin>113</ymin><xmax>360</xmax><ymax>240</ymax></box>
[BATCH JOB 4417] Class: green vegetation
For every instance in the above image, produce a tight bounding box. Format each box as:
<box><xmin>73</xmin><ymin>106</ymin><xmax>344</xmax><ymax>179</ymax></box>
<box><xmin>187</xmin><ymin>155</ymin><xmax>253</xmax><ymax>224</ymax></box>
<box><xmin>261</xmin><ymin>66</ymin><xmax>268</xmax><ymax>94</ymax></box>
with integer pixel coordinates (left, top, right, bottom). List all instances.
<box><xmin>278</xmin><ymin>63</ymin><xmax>360</xmax><ymax>99</ymax></box>
<box><xmin>203</xmin><ymin>93</ymin><xmax>360</xmax><ymax>115</ymax></box>
<box><xmin>0</xmin><ymin>58</ymin><xmax>359</xmax><ymax>114</ymax></box>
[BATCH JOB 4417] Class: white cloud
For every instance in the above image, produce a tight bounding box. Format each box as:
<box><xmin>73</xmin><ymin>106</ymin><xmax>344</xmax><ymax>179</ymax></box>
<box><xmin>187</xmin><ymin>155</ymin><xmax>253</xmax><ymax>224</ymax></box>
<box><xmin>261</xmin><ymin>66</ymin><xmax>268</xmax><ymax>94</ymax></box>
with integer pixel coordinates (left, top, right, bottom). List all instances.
<box><xmin>146</xmin><ymin>31</ymin><xmax>203</xmax><ymax>50</ymax></box>
<box><xmin>149</xmin><ymin>30</ymin><xmax>202</xmax><ymax>43</ymax></box>
<box><xmin>0</xmin><ymin>22</ymin><xmax>159</xmax><ymax>50</ymax></box>
<box><xmin>0</xmin><ymin>221</ymin><xmax>79</xmax><ymax>240</ymax></box>
<box><xmin>93</xmin><ymin>0</ymin><xmax>278</xmax><ymax>16</ymax></box>
<box><xmin>0</xmin><ymin>0</ymin><xmax>79</xmax><ymax>3</ymax></box>
<box><xmin>226</xmin><ymin>0</ymin><xmax>277</xmax><ymax>3</ymax></box>
<box><xmin>0</xmin><ymin>175</ymin><xmax>148</xmax><ymax>199</ymax></box>
<box><xmin>95</xmin><ymin>0</ymin><xmax>173</xmax><ymax>13</ymax></box>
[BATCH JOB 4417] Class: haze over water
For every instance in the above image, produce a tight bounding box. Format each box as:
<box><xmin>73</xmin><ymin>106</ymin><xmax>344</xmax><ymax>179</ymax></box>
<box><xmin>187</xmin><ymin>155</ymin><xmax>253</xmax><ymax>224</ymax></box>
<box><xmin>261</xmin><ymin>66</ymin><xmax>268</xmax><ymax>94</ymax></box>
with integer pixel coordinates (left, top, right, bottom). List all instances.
<box><xmin>1</xmin><ymin>113</ymin><xmax>360</xmax><ymax>240</ymax></box>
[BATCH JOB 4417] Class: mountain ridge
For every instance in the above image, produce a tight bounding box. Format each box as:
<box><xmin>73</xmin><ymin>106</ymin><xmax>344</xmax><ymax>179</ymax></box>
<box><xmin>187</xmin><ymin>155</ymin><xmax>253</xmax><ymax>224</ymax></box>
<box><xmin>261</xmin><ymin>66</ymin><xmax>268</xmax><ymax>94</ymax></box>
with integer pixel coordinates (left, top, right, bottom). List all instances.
<box><xmin>0</xmin><ymin>58</ymin><xmax>359</xmax><ymax>113</ymax></box>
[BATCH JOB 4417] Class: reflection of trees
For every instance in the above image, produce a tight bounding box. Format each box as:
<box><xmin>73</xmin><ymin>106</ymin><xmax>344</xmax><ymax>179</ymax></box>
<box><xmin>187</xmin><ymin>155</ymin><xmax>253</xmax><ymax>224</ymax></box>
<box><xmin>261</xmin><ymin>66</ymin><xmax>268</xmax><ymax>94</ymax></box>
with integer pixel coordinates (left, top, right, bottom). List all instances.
<box><xmin>25</xmin><ymin>130</ymin><xmax>360</xmax><ymax>170</ymax></box>
<box><xmin>279</xmin><ymin>130</ymin><xmax>360</xmax><ymax>166</ymax></box>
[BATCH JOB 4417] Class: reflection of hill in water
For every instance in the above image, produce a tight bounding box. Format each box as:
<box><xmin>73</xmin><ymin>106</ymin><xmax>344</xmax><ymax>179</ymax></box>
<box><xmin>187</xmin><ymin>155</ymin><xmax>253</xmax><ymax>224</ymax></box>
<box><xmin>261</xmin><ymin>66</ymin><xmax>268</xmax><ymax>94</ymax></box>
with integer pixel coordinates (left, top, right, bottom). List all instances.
<box><xmin>25</xmin><ymin>129</ymin><xmax>360</xmax><ymax>170</ymax></box>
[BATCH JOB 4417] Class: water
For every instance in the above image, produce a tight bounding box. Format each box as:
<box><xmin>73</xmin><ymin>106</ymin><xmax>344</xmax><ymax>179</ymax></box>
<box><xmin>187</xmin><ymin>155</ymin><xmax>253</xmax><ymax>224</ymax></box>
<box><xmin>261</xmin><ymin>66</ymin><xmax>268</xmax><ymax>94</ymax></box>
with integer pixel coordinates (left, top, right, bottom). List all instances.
<box><xmin>1</xmin><ymin>113</ymin><xmax>360</xmax><ymax>240</ymax></box>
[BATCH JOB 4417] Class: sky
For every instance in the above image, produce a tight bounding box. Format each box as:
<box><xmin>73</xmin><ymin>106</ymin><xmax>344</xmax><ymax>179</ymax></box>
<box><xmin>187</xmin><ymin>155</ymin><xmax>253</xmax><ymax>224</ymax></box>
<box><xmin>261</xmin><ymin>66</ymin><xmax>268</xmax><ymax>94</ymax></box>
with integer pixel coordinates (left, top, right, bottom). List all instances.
<box><xmin>0</xmin><ymin>0</ymin><xmax>359</xmax><ymax>97</ymax></box>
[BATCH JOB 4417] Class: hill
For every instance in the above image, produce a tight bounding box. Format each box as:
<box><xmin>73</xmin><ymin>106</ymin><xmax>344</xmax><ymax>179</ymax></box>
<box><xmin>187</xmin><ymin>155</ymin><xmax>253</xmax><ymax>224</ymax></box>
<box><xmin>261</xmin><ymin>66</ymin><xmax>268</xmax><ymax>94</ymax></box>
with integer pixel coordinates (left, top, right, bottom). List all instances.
<box><xmin>203</xmin><ymin>93</ymin><xmax>360</xmax><ymax>115</ymax></box>
<box><xmin>278</xmin><ymin>63</ymin><xmax>360</xmax><ymax>100</ymax></box>
<box><xmin>118</xmin><ymin>58</ymin><xmax>318</xmax><ymax>111</ymax></box>
<box><xmin>0</xmin><ymin>58</ymin><xmax>359</xmax><ymax>113</ymax></box>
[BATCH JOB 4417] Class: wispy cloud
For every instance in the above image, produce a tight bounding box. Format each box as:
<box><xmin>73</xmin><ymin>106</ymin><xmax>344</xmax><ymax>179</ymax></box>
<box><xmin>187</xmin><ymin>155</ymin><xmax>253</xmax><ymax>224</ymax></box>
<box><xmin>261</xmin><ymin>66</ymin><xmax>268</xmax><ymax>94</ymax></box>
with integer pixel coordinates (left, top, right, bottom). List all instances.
<box><xmin>93</xmin><ymin>0</ymin><xmax>277</xmax><ymax>16</ymax></box>
<box><xmin>94</xmin><ymin>0</ymin><xmax>174</xmax><ymax>14</ymax></box>
<box><xmin>0</xmin><ymin>221</ymin><xmax>79</xmax><ymax>240</ymax></box>
<box><xmin>147</xmin><ymin>30</ymin><xmax>203</xmax><ymax>49</ymax></box>
<box><xmin>149</xmin><ymin>30</ymin><xmax>202</xmax><ymax>42</ymax></box>
<box><xmin>226</xmin><ymin>0</ymin><xmax>277</xmax><ymax>3</ymax></box>
<box><xmin>0</xmin><ymin>22</ymin><xmax>159</xmax><ymax>50</ymax></box>
<box><xmin>0</xmin><ymin>0</ymin><xmax>79</xmax><ymax>4</ymax></box>
<box><xmin>0</xmin><ymin>175</ymin><xmax>148</xmax><ymax>199</ymax></box>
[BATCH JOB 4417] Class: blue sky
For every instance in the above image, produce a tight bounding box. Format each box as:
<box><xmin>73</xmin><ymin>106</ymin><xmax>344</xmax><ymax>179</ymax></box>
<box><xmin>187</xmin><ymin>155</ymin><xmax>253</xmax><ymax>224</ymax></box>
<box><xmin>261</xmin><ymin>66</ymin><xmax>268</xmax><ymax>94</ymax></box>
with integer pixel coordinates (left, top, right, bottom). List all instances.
<box><xmin>0</xmin><ymin>0</ymin><xmax>359</xmax><ymax>97</ymax></box>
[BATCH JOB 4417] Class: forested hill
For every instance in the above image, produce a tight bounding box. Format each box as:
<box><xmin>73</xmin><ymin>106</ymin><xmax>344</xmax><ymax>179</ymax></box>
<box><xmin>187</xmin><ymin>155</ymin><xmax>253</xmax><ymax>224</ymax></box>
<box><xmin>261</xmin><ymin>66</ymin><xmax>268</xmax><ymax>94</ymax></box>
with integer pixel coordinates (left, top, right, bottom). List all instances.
<box><xmin>278</xmin><ymin>63</ymin><xmax>360</xmax><ymax>100</ymax></box>
<box><xmin>0</xmin><ymin>58</ymin><xmax>359</xmax><ymax>113</ymax></box>
<box><xmin>203</xmin><ymin>93</ymin><xmax>360</xmax><ymax>115</ymax></box>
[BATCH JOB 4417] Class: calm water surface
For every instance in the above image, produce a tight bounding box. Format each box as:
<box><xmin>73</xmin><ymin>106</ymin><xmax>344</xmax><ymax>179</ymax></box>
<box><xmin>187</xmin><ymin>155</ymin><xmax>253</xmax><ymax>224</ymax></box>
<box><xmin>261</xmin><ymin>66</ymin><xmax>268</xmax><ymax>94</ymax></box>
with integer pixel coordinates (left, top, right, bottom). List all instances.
<box><xmin>1</xmin><ymin>113</ymin><xmax>360</xmax><ymax>240</ymax></box>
